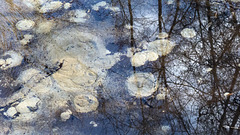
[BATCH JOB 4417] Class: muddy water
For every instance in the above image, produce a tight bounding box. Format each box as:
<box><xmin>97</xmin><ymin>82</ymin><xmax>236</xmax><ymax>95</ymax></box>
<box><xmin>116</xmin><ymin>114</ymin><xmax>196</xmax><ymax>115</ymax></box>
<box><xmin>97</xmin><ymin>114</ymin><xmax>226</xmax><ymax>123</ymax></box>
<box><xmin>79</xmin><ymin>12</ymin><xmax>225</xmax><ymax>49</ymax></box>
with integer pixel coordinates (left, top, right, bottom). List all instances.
<box><xmin>0</xmin><ymin>0</ymin><xmax>240</xmax><ymax>135</ymax></box>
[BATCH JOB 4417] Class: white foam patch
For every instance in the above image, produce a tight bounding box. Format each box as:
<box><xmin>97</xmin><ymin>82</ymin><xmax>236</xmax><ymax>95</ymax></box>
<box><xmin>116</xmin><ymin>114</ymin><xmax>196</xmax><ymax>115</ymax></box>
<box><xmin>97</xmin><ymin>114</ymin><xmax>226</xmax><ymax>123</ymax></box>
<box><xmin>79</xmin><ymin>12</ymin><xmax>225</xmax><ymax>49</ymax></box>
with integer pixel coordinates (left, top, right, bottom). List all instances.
<box><xmin>69</xmin><ymin>9</ymin><xmax>88</xmax><ymax>23</ymax></box>
<box><xmin>131</xmin><ymin>51</ymin><xmax>158</xmax><ymax>67</ymax></box>
<box><xmin>0</xmin><ymin>51</ymin><xmax>23</xmax><ymax>70</ymax></box>
<box><xmin>20</xmin><ymin>34</ymin><xmax>34</xmax><ymax>45</ymax></box>
<box><xmin>92</xmin><ymin>1</ymin><xmax>120</xmax><ymax>12</ymax></box>
<box><xmin>22</xmin><ymin>0</ymin><xmax>48</xmax><ymax>10</ymax></box>
<box><xmin>158</xmin><ymin>32</ymin><xmax>168</xmax><ymax>39</ymax></box>
<box><xmin>39</xmin><ymin>1</ymin><xmax>62</xmax><ymax>13</ymax></box>
<box><xmin>60</xmin><ymin>109</ymin><xmax>72</xmax><ymax>121</ymax></box>
<box><xmin>35</xmin><ymin>20</ymin><xmax>55</xmax><ymax>34</ymax></box>
<box><xmin>52</xmin><ymin>57</ymin><xmax>98</xmax><ymax>92</ymax></box>
<box><xmin>181</xmin><ymin>28</ymin><xmax>196</xmax><ymax>38</ymax></box>
<box><xmin>231</xmin><ymin>0</ymin><xmax>240</xmax><ymax>2</ymax></box>
<box><xmin>74</xmin><ymin>94</ymin><xmax>99</xmax><ymax>113</ymax></box>
<box><xmin>16</xmin><ymin>19</ymin><xmax>35</xmax><ymax>31</ymax></box>
<box><xmin>64</xmin><ymin>3</ymin><xmax>71</xmax><ymax>9</ymax></box>
<box><xmin>15</xmin><ymin>97</ymin><xmax>40</xmax><ymax>113</ymax></box>
<box><xmin>45</xmin><ymin>28</ymin><xmax>120</xmax><ymax>73</ymax></box>
<box><xmin>126</xmin><ymin>72</ymin><xmax>157</xmax><ymax>97</ymax></box>
<box><xmin>148</xmin><ymin>39</ymin><xmax>175</xmax><ymax>56</ymax></box>
<box><xmin>4</xmin><ymin>107</ymin><xmax>17</xmax><ymax>118</ymax></box>
<box><xmin>92</xmin><ymin>1</ymin><xmax>107</xmax><ymax>11</ymax></box>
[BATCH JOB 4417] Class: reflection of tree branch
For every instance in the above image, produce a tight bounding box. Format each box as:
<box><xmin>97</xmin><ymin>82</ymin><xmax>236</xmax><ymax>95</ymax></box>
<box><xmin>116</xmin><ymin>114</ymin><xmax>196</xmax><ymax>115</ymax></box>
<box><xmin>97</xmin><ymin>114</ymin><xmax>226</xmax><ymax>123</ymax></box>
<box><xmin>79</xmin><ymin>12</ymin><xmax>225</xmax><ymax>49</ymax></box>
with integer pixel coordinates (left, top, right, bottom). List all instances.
<box><xmin>217</xmin><ymin>24</ymin><xmax>240</xmax><ymax>64</ymax></box>
<box><xmin>158</xmin><ymin>0</ymin><xmax>162</xmax><ymax>33</ymax></box>
<box><xmin>228</xmin><ymin>104</ymin><xmax>240</xmax><ymax>135</ymax></box>
<box><xmin>196</xmin><ymin>0</ymin><xmax>208</xmax><ymax>49</ymax></box>
<box><xmin>127</xmin><ymin>0</ymin><xmax>136</xmax><ymax>73</ymax></box>
<box><xmin>168</xmin><ymin>0</ymin><xmax>180</xmax><ymax>37</ymax></box>
<box><xmin>206</xmin><ymin>0</ymin><xmax>221</xmax><ymax>101</ymax></box>
<box><xmin>217</xmin><ymin>67</ymin><xmax>239</xmax><ymax>135</ymax></box>
<box><xmin>117</xmin><ymin>0</ymin><xmax>129</xmax><ymax>23</ymax></box>
<box><xmin>128</xmin><ymin>0</ymin><xmax>135</xmax><ymax>48</ymax></box>
<box><xmin>172</xmin><ymin>100</ymin><xmax>191</xmax><ymax>135</ymax></box>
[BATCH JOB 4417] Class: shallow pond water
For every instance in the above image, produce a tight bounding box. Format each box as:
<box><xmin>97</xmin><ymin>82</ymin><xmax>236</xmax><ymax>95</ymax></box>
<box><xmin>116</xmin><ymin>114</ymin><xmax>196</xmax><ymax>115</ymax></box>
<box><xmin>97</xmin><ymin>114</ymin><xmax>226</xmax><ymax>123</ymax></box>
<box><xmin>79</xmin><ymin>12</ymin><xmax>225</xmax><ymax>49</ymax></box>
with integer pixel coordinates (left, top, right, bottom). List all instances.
<box><xmin>0</xmin><ymin>0</ymin><xmax>240</xmax><ymax>135</ymax></box>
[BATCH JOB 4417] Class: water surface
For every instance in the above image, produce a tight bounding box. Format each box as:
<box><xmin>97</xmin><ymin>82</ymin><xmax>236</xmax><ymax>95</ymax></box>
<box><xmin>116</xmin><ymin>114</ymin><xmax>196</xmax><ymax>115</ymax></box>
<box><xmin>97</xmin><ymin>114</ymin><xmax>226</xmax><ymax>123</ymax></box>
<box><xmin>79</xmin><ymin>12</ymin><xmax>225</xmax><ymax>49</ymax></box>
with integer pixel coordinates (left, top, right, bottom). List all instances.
<box><xmin>0</xmin><ymin>0</ymin><xmax>240</xmax><ymax>135</ymax></box>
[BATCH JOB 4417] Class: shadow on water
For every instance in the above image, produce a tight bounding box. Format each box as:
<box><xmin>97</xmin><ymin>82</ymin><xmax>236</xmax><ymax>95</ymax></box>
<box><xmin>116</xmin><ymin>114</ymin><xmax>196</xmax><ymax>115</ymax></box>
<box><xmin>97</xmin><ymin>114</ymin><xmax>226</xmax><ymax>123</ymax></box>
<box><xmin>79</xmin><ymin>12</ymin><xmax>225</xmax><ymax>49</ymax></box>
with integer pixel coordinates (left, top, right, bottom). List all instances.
<box><xmin>0</xmin><ymin>0</ymin><xmax>240</xmax><ymax>135</ymax></box>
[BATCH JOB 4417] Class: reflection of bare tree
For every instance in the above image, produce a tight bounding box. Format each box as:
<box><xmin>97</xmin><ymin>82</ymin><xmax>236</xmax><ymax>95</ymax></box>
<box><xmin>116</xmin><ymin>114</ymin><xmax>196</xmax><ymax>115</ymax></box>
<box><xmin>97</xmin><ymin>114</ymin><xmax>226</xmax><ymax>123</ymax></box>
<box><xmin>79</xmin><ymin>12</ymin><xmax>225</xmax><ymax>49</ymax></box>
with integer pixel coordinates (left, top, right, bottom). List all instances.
<box><xmin>170</xmin><ymin>0</ymin><xmax>240</xmax><ymax>134</ymax></box>
<box><xmin>99</xmin><ymin>0</ymin><xmax>240</xmax><ymax>134</ymax></box>
<box><xmin>98</xmin><ymin>90</ymin><xmax>171</xmax><ymax>135</ymax></box>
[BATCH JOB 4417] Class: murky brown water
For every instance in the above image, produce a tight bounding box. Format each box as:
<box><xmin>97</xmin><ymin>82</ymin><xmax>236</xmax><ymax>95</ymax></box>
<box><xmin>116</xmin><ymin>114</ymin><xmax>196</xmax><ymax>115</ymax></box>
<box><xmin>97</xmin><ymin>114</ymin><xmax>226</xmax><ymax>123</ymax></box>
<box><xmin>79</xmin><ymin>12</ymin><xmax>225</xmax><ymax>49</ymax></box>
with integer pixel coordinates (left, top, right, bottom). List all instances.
<box><xmin>0</xmin><ymin>0</ymin><xmax>240</xmax><ymax>135</ymax></box>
